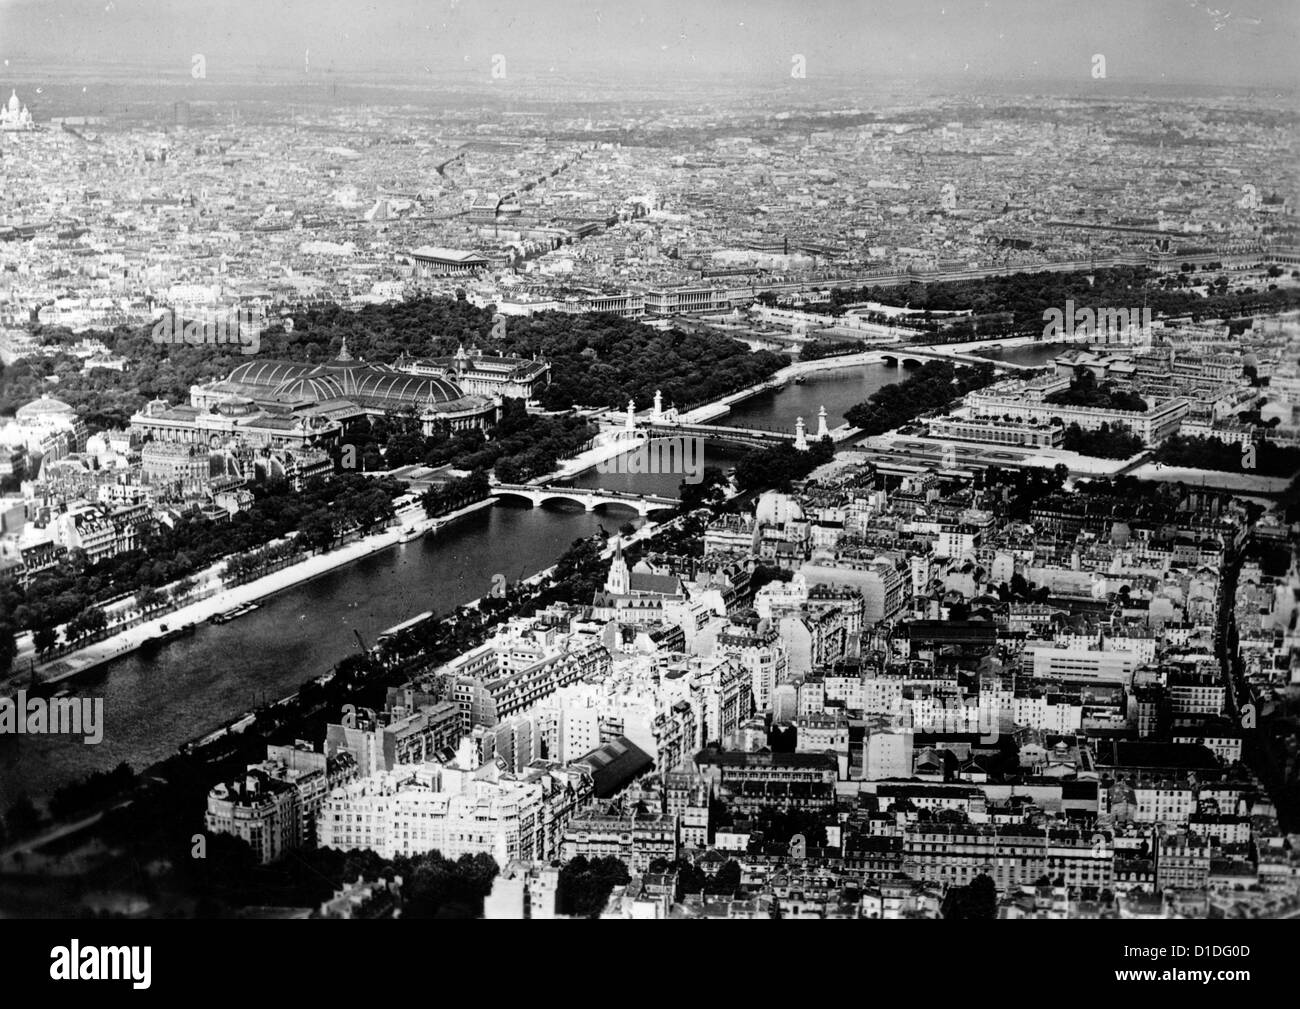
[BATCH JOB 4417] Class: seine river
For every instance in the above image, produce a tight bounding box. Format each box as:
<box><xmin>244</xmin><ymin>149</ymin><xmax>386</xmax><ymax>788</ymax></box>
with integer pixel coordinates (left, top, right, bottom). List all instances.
<box><xmin>0</xmin><ymin>345</ymin><xmax>1062</xmax><ymax>805</ymax></box>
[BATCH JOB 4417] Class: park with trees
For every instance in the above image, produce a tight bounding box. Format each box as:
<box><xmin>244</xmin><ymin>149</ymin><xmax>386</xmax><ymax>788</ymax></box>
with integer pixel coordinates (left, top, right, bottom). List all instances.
<box><xmin>844</xmin><ymin>359</ymin><xmax>998</xmax><ymax>436</ymax></box>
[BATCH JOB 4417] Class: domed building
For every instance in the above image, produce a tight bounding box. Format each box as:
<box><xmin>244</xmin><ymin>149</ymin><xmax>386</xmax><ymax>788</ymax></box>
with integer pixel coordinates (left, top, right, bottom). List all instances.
<box><xmin>1</xmin><ymin>394</ymin><xmax>86</xmax><ymax>460</ymax></box>
<box><xmin>0</xmin><ymin>90</ymin><xmax>34</xmax><ymax>131</ymax></box>
<box><xmin>190</xmin><ymin>339</ymin><xmax>497</xmax><ymax>433</ymax></box>
<box><xmin>15</xmin><ymin>393</ymin><xmax>78</xmax><ymax>427</ymax></box>
<box><xmin>131</xmin><ymin>395</ymin><xmax>343</xmax><ymax>455</ymax></box>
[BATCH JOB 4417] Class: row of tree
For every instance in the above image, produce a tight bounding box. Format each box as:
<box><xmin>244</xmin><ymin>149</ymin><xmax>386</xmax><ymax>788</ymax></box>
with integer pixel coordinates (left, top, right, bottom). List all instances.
<box><xmin>844</xmin><ymin>360</ymin><xmax>998</xmax><ymax>436</ymax></box>
<box><xmin>181</xmin><ymin>836</ymin><xmax>500</xmax><ymax>917</ymax></box>
<box><xmin>222</xmin><ymin>540</ymin><xmax>303</xmax><ymax>585</ymax></box>
<box><xmin>799</xmin><ymin>338</ymin><xmax>868</xmax><ymax>361</ymax></box>
<box><xmin>421</xmin><ymin>470</ymin><xmax>490</xmax><ymax>518</ymax></box>
<box><xmin>812</xmin><ymin>265</ymin><xmax>1300</xmax><ymax>334</ymax></box>
<box><xmin>556</xmin><ymin>855</ymin><xmax>631</xmax><ymax>917</ymax></box>
<box><xmin>1155</xmin><ymin>434</ymin><xmax>1300</xmax><ymax>477</ymax></box>
<box><xmin>0</xmin><ymin>473</ymin><xmax>407</xmax><ymax>673</ymax></box>
<box><xmin>337</xmin><ymin>400</ymin><xmax>596</xmax><ymax>484</ymax></box>
<box><xmin>733</xmin><ymin>438</ymin><xmax>836</xmax><ymax>492</ymax></box>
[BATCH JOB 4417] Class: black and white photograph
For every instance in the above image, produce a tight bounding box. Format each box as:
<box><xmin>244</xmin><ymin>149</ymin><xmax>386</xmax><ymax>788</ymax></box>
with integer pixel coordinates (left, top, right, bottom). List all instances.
<box><xmin>0</xmin><ymin>0</ymin><xmax>1296</xmax><ymax>980</ymax></box>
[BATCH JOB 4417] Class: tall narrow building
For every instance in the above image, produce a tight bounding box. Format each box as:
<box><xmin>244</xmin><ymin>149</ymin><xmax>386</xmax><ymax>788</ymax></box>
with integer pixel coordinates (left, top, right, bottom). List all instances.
<box><xmin>605</xmin><ymin>538</ymin><xmax>630</xmax><ymax>596</ymax></box>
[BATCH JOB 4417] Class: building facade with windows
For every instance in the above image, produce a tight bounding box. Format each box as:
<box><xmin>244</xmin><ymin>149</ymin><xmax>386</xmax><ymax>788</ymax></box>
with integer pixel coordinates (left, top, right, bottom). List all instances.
<box><xmin>560</xmin><ymin>812</ymin><xmax>679</xmax><ymax>873</ymax></box>
<box><xmin>397</xmin><ymin>345</ymin><xmax>550</xmax><ymax>402</ymax></box>
<box><xmin>318</xmin><ymin>763</ymin><xmax>547</xmax><ymax>863</ymax></box>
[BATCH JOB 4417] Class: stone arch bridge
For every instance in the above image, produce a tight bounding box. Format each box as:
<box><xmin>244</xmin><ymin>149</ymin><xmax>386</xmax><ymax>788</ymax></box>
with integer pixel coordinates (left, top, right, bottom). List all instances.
<box><xmin>490</xmin><ymin>483</ymin><xmax>681</xmax><ymax>516</ymax></box>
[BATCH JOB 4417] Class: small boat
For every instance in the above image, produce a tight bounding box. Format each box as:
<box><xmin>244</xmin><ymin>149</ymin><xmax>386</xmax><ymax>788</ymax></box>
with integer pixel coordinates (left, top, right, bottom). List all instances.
<box><xmin>793</xmin><ymin>375</ymin><xmax>806</xmax><ymax>384</ymax></box>
<box><xmin>142</xmin><ymin>623</ymin><xmax>195</xmax><ymax>652</ymax></box>
<box><xmin>211</xmin><ymin>603</ymin><xmax>260</xmax><ymax>624</ymax></box>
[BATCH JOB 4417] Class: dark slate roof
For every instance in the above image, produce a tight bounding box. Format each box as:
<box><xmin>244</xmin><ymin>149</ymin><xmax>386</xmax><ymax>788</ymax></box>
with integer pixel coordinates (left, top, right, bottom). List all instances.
<box><xmin>903</xmin><ymin>620</ymin><xmax>997</xmax><ymax>644</ymax></box>
<box><xmin>1098</xmin><ymin>740</ymin><xmax>1220</xmax><ymax>771</ymax></box>
<box><xmin>575</xmin><ymin>735</ymin><xmax>654</xmax><ymax>798</ymax></box>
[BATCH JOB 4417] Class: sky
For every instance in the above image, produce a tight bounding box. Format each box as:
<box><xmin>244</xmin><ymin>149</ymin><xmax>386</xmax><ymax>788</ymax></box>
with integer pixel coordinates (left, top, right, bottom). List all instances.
<box><xmin>0</xmin><ymin>0</ymin><xmax>1296</xmax><ymax>90</ymax></box>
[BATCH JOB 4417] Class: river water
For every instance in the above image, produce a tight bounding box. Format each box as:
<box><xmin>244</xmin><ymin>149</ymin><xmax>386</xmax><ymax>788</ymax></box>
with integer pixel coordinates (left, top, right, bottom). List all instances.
<box><xmin>0</xmin><ymin>344</ymin><xmax>1061</xmax><ymax>805</ymax></box>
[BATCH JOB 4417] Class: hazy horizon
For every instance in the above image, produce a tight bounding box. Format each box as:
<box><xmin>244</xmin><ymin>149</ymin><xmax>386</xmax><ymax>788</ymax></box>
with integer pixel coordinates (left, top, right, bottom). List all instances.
<box><xmin>0</xmin><ymin>0</ymin><xmax>1297</xmax><ymax>95</ymax></box>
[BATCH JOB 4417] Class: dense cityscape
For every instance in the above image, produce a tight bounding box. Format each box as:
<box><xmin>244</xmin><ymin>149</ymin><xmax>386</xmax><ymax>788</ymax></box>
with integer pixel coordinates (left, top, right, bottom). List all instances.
<box><xmin>0</xmin><ymin>0</ymin><xmax>1297</xmax><ymax>951</ymax></box>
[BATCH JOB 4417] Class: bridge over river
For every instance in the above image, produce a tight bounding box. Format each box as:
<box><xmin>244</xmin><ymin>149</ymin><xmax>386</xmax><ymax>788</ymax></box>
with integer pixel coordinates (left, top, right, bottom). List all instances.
<box><xmin>490</xmin><ymin>483</ymin><xmax>681</xmax><ymax>516</ymax></box>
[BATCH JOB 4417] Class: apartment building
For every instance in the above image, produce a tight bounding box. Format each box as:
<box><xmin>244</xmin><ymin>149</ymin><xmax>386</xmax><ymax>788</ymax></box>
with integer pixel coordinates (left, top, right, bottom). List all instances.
<box><xmin>903</xmin><ymin>824</ymin><xmax>1114</xmax><ymax>892</ymax></box>
<box><xmin>692</xmin><ymin>749</ymin><xmax>838</xmax><ymax>813</ymax></box>
<box><xmin>560</xmin><ymin>812</ymin><xmax>679</xmax><ymax>874</ymax></box>
<box><xmin>966</xmin><ymin>387</ymin><xmax>1189</xmax><ymax>445</ymax></box>
<box><xmin>205</xmin><ymin>771</ymin><xmax>300</xmax><ymax>865</ymax></box>
<box><xmin>324</xmin><ymin>698</ymin><xmax>462</xmax><ymax>777</ymax></box>
<box><xmin>319</xmin><ymin>767</ymin><xmax>544</xmax><ymax>863</ymax></box>
<box><xmin>447</xmin><ymin>635</ymin><xmax>611</xmax><ymax>730</ymax></box>
<box><xmin>715</xmin><ymin>623</ymin><xmax>787</xmax><ymax>714</ymax></box>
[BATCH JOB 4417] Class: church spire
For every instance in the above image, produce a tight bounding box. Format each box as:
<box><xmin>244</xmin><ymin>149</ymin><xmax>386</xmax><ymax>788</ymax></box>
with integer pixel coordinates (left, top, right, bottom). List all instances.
<box><xmin>605</xmin><ymin>537</ymin><xmax>630</xmax><ymax>595</ymax></box>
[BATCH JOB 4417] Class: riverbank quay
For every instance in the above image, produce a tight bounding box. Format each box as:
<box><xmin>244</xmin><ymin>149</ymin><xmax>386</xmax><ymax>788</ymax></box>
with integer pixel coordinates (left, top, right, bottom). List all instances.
<box><xmin>7</xmin><ymin>499</ymin><xmax>494</xmax><ymax>694</ymax></box>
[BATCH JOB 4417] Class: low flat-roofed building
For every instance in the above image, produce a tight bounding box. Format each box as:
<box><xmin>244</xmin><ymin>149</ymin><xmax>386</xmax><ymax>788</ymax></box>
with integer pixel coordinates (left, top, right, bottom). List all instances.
<box><xmin>928</xmin><ymin>415</ymin><xmax>1065</xmax><ymax>449</ymax></box>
